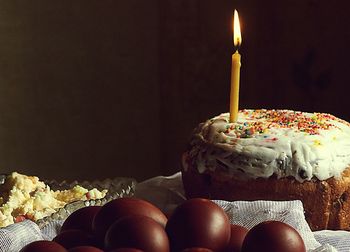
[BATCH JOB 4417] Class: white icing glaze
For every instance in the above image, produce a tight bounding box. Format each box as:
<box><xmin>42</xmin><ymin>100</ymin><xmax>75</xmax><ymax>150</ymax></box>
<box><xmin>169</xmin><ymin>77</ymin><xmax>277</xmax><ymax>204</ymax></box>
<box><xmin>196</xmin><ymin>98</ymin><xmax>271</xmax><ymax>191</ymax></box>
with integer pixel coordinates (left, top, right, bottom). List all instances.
<box><xmin>188</xmin><ymin>109</ymin><xmax>350</xmax><ymax>182</ymax></box>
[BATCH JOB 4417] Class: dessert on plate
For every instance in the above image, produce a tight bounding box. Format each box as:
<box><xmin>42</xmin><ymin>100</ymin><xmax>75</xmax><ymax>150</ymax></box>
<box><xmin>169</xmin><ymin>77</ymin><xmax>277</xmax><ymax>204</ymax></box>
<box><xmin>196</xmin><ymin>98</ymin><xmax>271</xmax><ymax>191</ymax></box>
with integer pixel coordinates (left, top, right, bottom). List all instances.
<box><xmin>0</xmin><ymin>172</ymin><xmax>108</xmax><ymax>228</ymax></box>
<box><xmin>182</xmin><ymin>109</ymin><xmax>350</xmax><ymax>230</ymax></box>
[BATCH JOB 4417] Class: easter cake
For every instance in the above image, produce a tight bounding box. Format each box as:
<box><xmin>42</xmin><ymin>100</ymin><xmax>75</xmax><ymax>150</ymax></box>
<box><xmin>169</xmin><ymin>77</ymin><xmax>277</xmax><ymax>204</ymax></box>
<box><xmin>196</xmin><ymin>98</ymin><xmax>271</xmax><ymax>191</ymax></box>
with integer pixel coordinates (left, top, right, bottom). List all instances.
<box><xmin>182</xmin><ymin>109</ymin><xmax>350</xmax><ymax>230</ymax></box>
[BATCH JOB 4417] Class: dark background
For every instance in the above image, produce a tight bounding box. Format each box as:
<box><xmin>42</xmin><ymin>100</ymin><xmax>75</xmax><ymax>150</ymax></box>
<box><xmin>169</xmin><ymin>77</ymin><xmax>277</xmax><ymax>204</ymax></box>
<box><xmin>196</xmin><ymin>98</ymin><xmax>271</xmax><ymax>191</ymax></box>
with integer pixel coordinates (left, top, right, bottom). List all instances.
<box><xmin>0</xmin><ymin>0</ymin><xmax>349</xmax><ymax>182</ymax></box>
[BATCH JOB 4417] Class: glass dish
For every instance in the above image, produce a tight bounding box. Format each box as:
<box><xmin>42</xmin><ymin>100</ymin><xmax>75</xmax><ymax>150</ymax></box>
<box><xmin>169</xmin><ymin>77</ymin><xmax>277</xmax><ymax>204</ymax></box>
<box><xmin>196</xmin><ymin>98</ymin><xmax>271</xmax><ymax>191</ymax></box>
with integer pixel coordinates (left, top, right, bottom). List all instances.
<box><xmin>0</xmin><ymin>174</ymin><xmax>137</xmax><ymax>229</ymax></box>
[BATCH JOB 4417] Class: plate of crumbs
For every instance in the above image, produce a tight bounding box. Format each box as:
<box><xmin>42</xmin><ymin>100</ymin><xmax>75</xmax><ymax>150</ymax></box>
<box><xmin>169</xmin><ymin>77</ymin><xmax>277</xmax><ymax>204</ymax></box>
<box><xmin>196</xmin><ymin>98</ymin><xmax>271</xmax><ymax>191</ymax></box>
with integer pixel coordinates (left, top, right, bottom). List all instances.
<box><xmin>0</xmin><ymin>172</ymin><xmax>136</xmax><ymax>229</ymax></box>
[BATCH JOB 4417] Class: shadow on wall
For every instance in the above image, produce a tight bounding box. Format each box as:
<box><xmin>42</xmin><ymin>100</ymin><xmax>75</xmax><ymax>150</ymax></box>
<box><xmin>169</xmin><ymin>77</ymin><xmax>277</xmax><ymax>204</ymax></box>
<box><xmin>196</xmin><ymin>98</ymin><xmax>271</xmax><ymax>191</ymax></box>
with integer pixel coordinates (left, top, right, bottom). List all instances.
<box><xmin>0</xmin><ymin>1</ymin><xmax>160</xmax><ymax>182</ymax></box>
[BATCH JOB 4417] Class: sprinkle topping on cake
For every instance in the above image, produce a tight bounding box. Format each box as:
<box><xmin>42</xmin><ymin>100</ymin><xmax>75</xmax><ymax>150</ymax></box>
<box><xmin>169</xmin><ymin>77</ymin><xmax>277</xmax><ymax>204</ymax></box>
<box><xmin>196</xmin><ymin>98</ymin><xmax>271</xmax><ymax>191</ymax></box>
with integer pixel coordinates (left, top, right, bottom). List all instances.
<box><xmin>220</xmin><ymin>109</ymin><xmax>349</xmax><ymax>137</ymax></box>
<box><xmin>189</xmin><ymin>109</ymin><xmax>350</xmax><ymax>182</ymax></box>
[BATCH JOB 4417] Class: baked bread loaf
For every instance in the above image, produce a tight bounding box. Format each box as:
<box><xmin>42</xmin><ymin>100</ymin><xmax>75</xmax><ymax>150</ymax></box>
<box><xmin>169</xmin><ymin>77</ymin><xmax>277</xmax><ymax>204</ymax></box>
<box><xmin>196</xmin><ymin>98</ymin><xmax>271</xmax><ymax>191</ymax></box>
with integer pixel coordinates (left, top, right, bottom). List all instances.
<box><xmin>182</xmin><ymin>109</ymin><xmax>350</xmax><ymax>230</ymax></box>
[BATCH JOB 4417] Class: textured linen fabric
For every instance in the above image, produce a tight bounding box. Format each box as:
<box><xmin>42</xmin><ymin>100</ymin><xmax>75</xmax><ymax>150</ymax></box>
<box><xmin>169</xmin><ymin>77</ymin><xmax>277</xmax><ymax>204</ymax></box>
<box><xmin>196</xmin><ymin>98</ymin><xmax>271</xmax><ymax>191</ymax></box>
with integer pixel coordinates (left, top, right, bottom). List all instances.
<box><xmin>314</xmin><ymin>230</ymin><xmax>350</xmax><ymax>252</ymax></box>
<box><xmin>0</xmin><ymin>220</ymin><xmax>43</xmax><ymax>252</ymax></box>
<box><xmin>215</xmin><ymin>199</ymin><xmax>320</xmax><ymax>251</ymax></box>
<box><xmin>0</xmin><ymin>173</ymin><xmax>349</xmax><ymax>251</ymax></box>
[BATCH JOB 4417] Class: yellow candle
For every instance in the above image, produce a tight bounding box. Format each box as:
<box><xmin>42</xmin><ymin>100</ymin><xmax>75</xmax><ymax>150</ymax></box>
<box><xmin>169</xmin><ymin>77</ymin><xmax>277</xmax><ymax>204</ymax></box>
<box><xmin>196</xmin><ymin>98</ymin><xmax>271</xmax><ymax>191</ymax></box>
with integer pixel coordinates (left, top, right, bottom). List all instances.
<box><xmin>230</xmin><ymin>9</ymin><xmax>242</xmax><ymax>122</ymax></box>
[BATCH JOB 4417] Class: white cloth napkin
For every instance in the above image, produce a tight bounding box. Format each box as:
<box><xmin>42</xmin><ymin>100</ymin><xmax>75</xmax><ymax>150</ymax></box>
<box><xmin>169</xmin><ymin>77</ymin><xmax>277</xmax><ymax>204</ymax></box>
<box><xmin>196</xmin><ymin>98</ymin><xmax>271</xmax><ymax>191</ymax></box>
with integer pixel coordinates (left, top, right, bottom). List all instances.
<box><xmin>1</xmin><ymin>172</ymin><xmax>349</xmax><ymax>251</ymax></box>
<box><xmin>0</xmin><ymin>220</ymin><xmax>43</xmax><ymax>252</ymax></box>
<box><xmin>214</xmin><ymin>200</ymin><xmax>320</xmax><ymax>251</ymax></box>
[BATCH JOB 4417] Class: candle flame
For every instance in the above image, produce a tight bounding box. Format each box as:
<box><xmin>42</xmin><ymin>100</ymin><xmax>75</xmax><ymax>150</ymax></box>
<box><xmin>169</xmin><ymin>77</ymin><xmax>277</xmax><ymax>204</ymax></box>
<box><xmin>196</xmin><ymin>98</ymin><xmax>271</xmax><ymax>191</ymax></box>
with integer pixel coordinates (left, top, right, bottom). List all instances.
<box><xmin>233</xmin><ymin>9</ymin><xmax>242</xmax><ymax>49</ymax></box>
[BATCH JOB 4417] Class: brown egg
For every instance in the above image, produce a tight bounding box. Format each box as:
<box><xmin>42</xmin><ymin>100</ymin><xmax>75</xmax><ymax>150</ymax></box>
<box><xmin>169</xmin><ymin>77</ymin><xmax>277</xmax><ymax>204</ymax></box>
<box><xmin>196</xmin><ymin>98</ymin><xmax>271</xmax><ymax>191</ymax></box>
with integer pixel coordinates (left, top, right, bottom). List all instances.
<box><xmin>241</xmin><ymin>221</ymin><xmax>306</xmax><ymax>252</ymax></box>
<box><xmin>53</xmin><ymin>229</ymin><xmax>96</xmax><ymax>249</ymax></box>
<box><xmin>92</xmin><ymin>197</ymin><xmax>167</xmax><ymax>243</ymax></box>
<box><xmin>165</xmin><ymin>198</ymin><xmax>230</xmax><ymax>252</ymax></box>
<box><xmin>68</xmin><ymin>246</ymin><xmax>103</xmax><ymax>252</ymax></box>
<box><xmin>181</xmin><ymin>248</ymin><xmax>213</xmax><ymax>252</ymax></box>
<box><xmin>222</xmin><ymin>224</ymin><xmax>249</xmax><ymax>252</ymax></box>
<box><xmin>61</xmin><ymin>206</ymin><xmax>102</xmax><ymax>233</ymax></box>
<box><xmin>109</xmin><ymin>249</ymin><xmax>144</xmax><ymax>252</ymax></box>
<box><xmin>19</xmin><ymin>240</ymin><xmax>67</xmax><ymax>252</ymax></box>
<box><xmin>104</xmin><ymin>214</ymin><xmax>170</xmax><ymax>252</ymax></box>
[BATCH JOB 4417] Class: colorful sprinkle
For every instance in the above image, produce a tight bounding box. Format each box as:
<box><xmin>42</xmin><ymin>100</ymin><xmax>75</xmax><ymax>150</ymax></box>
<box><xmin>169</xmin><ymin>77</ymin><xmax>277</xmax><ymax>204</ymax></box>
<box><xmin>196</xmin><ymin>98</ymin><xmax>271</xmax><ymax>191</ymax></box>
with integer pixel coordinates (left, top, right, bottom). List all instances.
<box><xmin>225</xmin><ymin>109</ymin><xmax>348</xmax><ymax>138</ymax></box>
<box><xmin>313</xmin><ymin>140</ymin><xmax>322</xmax><ymax>146</ymax></box>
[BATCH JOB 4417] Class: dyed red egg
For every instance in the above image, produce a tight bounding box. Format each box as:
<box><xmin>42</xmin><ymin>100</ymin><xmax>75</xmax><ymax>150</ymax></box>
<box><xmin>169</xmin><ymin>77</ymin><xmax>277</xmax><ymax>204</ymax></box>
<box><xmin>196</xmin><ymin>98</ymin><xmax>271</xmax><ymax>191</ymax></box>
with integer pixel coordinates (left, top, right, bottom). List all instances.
<box><xmin>19</xmin><ymin>240</ymin><xmax>67</xmax><ymax>252</ymax></box>
<box><xmin>165</xmin><ymin>198</ymin><xmax>230</xmax><ymax>251</ymax></box>
<box><xmin>241</xmin><ymin>221</ymin><xmax>306</xmax><ymax>252</ymax></box>
<box><xmin>104</xmin><ymin>214</ymin><xmax>169</xmax><ymax>252</ymax></box>
<box><xmin>53</xmin><ymin>229</ymin><xmax>96</xmax><ymax>249</ymax></box>
<box><xmin>181</xmin><ymin>248</ymin><xmax>213</xmax><ymax>252</ymax></box>
<box><xmin>109</xmin><ymin>249</ymin><xmax>144</xmax><ymax>252</ymax></box>
<box><xmin>92</xmin><ymin>197</ymin><xmax>167</xmax><ymax>243</ymax></box>
<box><xmin>61</xmin><ymin>206</ymin><xmax>101</xmax><ymax>233</ymax></box>
<box><xmin>222</xmin><ymin>224</ymin><xmax>248</xmax><ymax>252</ymax></box>
<box><xmin>68</xmin><ymin>246</ymin><xmax>103</xmax><ymax>252</ymax></box>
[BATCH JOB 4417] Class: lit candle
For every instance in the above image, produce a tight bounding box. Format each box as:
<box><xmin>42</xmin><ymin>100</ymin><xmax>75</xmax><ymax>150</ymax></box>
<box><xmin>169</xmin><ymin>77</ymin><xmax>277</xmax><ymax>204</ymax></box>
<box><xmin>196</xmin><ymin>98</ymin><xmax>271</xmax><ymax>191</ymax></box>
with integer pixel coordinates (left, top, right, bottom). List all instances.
<box><xmin>229</xmin><ymin>9</ymin><xmax>242</xmax><ymax>122</ymax></box>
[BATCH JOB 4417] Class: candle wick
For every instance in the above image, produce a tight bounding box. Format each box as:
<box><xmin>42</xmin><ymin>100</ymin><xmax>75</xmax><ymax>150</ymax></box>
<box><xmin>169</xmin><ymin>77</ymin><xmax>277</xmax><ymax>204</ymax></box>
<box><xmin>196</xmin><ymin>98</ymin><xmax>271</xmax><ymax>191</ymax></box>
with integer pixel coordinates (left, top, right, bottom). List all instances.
<box><xmin>233</xmin><ymin>39</ymin><xmax>241</xmax><ymax>52</ymax></box>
